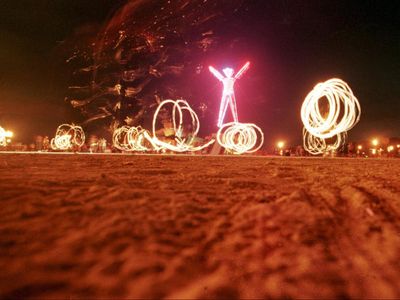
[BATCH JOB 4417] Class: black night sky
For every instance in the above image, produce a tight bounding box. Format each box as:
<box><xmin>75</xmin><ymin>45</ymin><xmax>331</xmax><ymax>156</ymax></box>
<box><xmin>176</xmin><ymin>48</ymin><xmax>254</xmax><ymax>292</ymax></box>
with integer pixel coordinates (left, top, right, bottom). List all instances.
<box><xmin>0</xmin><ymin>0</ymin><xmax>399</xmax><ymax>145</ymax></box>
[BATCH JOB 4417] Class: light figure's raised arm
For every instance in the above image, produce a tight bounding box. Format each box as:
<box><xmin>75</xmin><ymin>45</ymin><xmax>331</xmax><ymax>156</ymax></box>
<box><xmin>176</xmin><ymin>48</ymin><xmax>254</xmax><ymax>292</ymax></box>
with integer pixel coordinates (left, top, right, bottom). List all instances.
<box><xmin>209</xmin><ymin>66</ymin><xmax>224</xmax><ymax>81</ymax></box>
<box><xmin>234</xmin><ymin>61</ymin><xmax>250</xmax><ymax>79</ymax></box>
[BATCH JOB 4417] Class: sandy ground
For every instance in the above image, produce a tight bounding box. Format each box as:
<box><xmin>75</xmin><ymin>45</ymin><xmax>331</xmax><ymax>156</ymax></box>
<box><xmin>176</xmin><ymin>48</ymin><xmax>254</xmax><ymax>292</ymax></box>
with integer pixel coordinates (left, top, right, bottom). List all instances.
<box><xmin>0</xmin><ymin>153</ymin><xmax>399</xmax><ymax>299</ymax></box>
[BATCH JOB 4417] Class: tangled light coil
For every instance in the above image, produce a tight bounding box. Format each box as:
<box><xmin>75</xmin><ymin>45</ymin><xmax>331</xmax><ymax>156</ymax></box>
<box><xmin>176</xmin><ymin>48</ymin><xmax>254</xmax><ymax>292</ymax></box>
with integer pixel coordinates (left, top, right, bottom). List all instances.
<box><xmin>301</xmin><ymin>78</ymin><xmax>361</xmax><ymax>155</ymax></box>
<box><xmin>0</xmin><ymin>126</ymin><xmax>13</xmax><ymax>146</ymax></box>
<box><xmin>51</xmin><ymin>124</ymin><xmax>85</xmax><ymax>150</ymax></box>
<box><xmin>113</xmin><ymin>99</ymin><xmax>214</xmax><ymax>153</ymax></box>
<box><xmin>303</xmin><ymin>128</ymin><xmax>347</xmax><ymax>156</ymax></box>
<box><xmin>112</xmin><ymin>125</ymin><xmax>157</xmax><ymax>152</ymax></box>
<box><xmin>217</xmin><ymin>122</ymin><xmax>264</xmax><ymax>154</ymax></box>
<box><xmin>0</xmin><ymin>128</ymin><xmax>5</xmax><ymax>146</ymax></box>
<box><xmin>152</xmin><ymin>99</ymin><xmax>214</xmax><ymax>152</ymax></box>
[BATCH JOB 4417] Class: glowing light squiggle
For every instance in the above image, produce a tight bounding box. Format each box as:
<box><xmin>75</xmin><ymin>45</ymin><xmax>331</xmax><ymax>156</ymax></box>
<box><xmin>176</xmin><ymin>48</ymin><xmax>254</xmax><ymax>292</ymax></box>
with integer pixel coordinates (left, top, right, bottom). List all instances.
<box><xmin>303</xmin><ymin>129</ymin><xmax>347</xmax><ymax>156</ymax></box>
<box><xmin>152</xmin><ymin>99</ymin><xmax>214</xmax><ymax>152</ymax></box>
<box><xmin>112</xmin><ymin>125</ymin><xmax>158</xmax><ymax>152</ymax></box>
<box><xmin>217</xmin><ymin>122</ymin><xmax>264</xmax><ymax>154</ymax></box>
<box><xmin>301</xmin><ymin>78</ymin><xmax>361</xmax><ymax>155</ymax></box>
<box><xmin>113</xmin><ymin>99</ymin><xmax>214</xmax><ymax>153</ymax></box>
<box><xmin>51</xmin><ymin>124</ymin><xmax>85</xmax><ymax>150</ymax></box>
<box><xmin>0</xmin><ymin>127</ymin><xmax>13</xmax><ymax>146</ymax></box>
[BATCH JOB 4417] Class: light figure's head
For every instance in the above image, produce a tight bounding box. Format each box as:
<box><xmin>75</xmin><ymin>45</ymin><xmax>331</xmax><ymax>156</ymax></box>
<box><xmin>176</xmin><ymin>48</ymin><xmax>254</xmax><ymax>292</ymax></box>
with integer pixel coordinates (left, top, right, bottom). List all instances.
<box><xmin>223</xmin><ymin>68</ymin><xmax>234</xmax><ymax>78</ymax></box>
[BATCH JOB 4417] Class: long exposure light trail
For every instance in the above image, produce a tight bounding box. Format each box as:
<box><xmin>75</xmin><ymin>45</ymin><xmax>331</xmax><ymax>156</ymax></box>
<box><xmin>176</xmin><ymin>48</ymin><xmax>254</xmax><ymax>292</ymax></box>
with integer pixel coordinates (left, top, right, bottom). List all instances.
<box><xmin>51</xmin><ymin>124</ymin><xmax>85</xmax><ymax>150</ymax></box>
<box><xmin>113</xmin><ymin>99</ymin><xmax>214</xmax><ymax>153</ymax></box>
<box><xmin>303</xmin><ymin>128</ymin><xmax>347</xmax><ymax>156</ymax></box>
<box><xmin>0</xmin><ymin>127</ymin><xmax>13</xmax><ymax>146</ymax></box>
<box><xmin>301</xmin><ymin>78</ymin><xmax>361</xmax><ymax>155</ymax></box>
<box><xmin>112</xmin><ymin>125</ymin><xmax>158</xmax><ymax>152</ymax></box>
<box><xmin>209</xmin><ymin>62</ymin><xmax>250</xmax><ymax>127</ymax></box>
<box><xmin>217</xmin><ymin>122</ymin><xmax>264</xmax><ymax>154</ymax></box>
<box><xmin>152</xmin><ymin>99</ymin><xmax>214</xmax><ymax>152</ymax></box>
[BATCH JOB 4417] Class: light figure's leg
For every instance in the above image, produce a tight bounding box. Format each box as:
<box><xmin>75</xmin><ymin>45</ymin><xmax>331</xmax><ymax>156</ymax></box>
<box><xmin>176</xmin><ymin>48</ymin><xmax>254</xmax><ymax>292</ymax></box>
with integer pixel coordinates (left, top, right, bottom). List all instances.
<box><xmin>228</xmin><ymin>92</ymin><xmax>239</xmax><ymax>123</ymax></box>
<box><xmin>218</xmin><ymin>94</ymin><xmax>230</xmax><ymax>127</ymax></box>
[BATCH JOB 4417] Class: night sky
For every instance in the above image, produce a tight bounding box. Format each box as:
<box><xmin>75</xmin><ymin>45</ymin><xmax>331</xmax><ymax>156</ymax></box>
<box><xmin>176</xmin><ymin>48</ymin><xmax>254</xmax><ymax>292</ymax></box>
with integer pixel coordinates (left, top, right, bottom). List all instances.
<box><xmin>0</xmin><ymin>0</ymin><xmax>399</xmax><ymax>145</ymax></box>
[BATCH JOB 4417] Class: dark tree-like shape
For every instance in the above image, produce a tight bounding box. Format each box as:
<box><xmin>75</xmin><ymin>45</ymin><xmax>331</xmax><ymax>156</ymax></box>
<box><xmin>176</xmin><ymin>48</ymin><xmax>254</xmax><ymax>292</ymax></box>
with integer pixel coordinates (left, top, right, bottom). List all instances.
<box><xmin>66</xmin><ymin>0</ymin><xmax>245</xmax><ymax>133</ymax></box>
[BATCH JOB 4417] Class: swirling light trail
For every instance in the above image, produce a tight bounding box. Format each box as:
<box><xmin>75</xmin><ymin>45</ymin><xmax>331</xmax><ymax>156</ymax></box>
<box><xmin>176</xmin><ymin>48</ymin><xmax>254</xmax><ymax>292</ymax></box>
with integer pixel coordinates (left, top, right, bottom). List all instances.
<box><xmin>113</xmin><ymin>99</ymin><xmax>214</xmax><ymax>153</ymax></box>
<box><xmin>301</xmin><ymin>78</ymin><xmax>361</xmax><ymax>155</ymax></box>
<box><xmin>209</xmin><ymin>61</ymin><xmax>264</xmax><ymax>154</ymax></box>
<box><xmin>217</xmin><ymin>122</ymin><xmax>264</xmax><ymax>154</ymax></box>
<box><xmin>0</xmin><ymin>127</ymin><xmax>13</xmax><ymax>146</ymax></box>
<box><xmin>51</xmin><ymin>124</ymin><xmax>85</xmax><ymax>150</ymax></box>
<box><xmin>152</xmin><ymin>99</ymin><xmax>214</xmax><ymax>152</ymax></box>
<box><xmin>302</xmin><ymin>128</ymin><xmax>347</xmax><ymax>156</ymax></box>
<box><xmin>112</xmin><ymin>125</ymin><xmax>158</xmax><ymax>152</ymax></box>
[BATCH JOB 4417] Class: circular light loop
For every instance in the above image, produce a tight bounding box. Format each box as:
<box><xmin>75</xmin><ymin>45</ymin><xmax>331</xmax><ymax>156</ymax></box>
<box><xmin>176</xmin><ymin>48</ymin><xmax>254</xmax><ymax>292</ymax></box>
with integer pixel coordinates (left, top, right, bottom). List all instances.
<box><xmin>113</xmin><ymin>125</ymin><xmax>157</xmax><ymax>152</ymax></box>
<box><xmin>217</xmin><ymin>122</ymin><xmax>264</xmax><ymax>154</ymax></box>
<box><xmin>113</xmin><ymin>99</ymin><xmax>214</xmax><ymax>153</ymax></box>
<box><xmin>301</xmin><ymin>78</ymin><xmax>360</xmax><ymax>155</ymax></box>
<box><xmin>51</xmin><ymin>124</ymin><xmax>85</xmax><ymax>150</ymax></box>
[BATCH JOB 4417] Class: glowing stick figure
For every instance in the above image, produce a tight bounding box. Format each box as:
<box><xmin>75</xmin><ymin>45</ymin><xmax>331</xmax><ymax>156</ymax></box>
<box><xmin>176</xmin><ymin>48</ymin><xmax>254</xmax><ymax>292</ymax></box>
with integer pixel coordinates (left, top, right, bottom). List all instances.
<box><xmin>209</xmin><ymin>62</ymin><xmax>250</xmax><ymax>127</ymax></box>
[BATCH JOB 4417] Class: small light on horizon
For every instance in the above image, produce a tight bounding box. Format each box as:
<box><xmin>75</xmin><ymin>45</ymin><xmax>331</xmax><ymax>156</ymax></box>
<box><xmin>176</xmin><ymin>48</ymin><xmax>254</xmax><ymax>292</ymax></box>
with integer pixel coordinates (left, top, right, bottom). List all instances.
<box><xmin>277</xmin><ymin>141</ymin><xmax>285</xmax><ymax>149</ymax></box>
<box><xmin>372</xmin><ymin>139</ymin><xmax>379</xmax><ymax>147</ymax></box>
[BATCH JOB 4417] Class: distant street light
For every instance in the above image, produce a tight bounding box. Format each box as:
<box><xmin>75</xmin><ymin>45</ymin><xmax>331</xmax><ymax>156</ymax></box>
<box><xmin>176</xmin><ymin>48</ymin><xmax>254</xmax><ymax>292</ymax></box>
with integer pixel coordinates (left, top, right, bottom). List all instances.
<box><xmin>276</xmin><ymin>141</ymin><xmax>285</xmax><ymax>156</ymax></box>
<box><xmin>372</xmin><ymin>139</ymin><xmax>379</xmax><ymax>147</ymax></box>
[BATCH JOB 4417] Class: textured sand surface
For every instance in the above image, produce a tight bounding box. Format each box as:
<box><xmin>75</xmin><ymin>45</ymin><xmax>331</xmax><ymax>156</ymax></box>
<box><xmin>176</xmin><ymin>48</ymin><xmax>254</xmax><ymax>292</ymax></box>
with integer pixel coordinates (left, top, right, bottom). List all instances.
<box><xmin>0</xmin><ymin>153</ymin><xmax>400</xmax><ymax>299</ymax></box>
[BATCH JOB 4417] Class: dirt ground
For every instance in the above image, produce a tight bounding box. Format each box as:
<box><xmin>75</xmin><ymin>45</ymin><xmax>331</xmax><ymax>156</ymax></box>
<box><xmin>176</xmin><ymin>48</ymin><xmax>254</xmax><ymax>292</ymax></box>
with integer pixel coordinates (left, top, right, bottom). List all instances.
<box><xmin>0</xmin><ymin>153</ymin><xmax>399</xmax><ymax>299</ymax></box>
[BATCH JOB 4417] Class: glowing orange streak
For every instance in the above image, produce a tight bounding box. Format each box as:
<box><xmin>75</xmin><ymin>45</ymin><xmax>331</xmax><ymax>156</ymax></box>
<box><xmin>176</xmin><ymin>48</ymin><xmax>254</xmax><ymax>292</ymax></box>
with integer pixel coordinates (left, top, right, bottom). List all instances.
<box><xmin>112</xmin><ymin>125</ymin><xmax>158</xmax><ymax>152</ymax></box>
<box><xmin>113</xmin><ymin>99</ymin><xmax>214</xmax><ymax>153</ymax></box>
<box><xmin>51</xmin><ymin>124</ymin><xmax>85</xmax><ymax>150</ymax></box>
<box><xmin>0</xmin><ymin>126</ymin><xmax>13</xmax><ymax>146</ymax></box>
<box><xmin>303</xmin><ymin>128</ymin><xmax>347</xmax><ymax>155</ymax></box>
<box><xmin>301</xmin><ymin>78</ymin><xmax>361</xmax><ymax>155</ymax></box>
<box><xmin>152</xmin><ymin>99</ymin><xmax>214</xmax><ymax>152</ymax></box>
<box><xmin>217</xmin><ymin>122</ymin><xmax>264</xmax><ymax>155</ymax></box>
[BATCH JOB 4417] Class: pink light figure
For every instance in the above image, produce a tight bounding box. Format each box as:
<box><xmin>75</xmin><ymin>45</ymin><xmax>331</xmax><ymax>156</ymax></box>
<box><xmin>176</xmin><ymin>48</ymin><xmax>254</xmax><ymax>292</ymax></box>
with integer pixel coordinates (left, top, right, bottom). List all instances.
<box><xmin>209</xmin><ymin>61</ymin><xmax>250</xmax><ymax>127</ymax></box>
